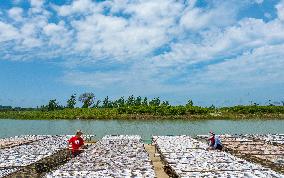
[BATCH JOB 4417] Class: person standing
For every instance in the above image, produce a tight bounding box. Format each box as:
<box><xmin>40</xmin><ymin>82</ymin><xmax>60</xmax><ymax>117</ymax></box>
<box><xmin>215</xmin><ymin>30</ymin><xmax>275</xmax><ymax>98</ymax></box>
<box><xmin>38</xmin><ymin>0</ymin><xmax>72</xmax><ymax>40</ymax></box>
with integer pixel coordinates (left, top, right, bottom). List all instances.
<box><xmin>68</xmin><ymin>130</ymin><xmax>85</xmax><ymax>157</ymax></box>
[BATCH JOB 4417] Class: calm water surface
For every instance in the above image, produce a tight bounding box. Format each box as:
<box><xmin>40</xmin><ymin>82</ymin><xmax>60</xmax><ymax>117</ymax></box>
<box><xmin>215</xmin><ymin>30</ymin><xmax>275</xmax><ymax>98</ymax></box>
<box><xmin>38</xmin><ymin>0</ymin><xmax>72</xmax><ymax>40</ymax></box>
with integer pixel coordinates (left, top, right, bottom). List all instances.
<box><xmin>0</xmin><ymin>119</ymin><xmax>283</xmax><ymax>141</ymax></box>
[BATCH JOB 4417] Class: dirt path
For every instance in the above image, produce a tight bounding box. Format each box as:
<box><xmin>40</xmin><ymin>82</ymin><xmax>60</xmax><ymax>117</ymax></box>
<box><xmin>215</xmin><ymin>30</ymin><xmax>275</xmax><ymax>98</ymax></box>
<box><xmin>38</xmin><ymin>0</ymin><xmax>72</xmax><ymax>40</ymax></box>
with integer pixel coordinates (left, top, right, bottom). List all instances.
<box><xmin>145</xmin><ymin>144</ymin><xmax>169</xmax><ymax>178</ymax></box>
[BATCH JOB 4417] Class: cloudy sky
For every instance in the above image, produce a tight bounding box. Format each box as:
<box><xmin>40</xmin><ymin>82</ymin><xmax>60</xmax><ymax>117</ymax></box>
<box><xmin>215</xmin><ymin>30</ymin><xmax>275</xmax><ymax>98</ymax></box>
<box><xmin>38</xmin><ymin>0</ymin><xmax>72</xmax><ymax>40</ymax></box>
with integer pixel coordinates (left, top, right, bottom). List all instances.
<box><xmin>0</xmin><ymin>0</ymin><xmax>284</xmax><ymax>107</ymax></box>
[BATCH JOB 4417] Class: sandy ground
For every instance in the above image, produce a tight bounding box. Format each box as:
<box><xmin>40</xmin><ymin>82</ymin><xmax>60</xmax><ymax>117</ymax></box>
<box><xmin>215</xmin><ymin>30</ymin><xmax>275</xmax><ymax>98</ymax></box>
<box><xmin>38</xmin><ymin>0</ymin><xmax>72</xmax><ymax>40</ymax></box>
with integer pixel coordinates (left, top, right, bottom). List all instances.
<box><xmin>145</xmin><ymin>144</ymin><xmax>169</xmax><ymax>178</ymax></box>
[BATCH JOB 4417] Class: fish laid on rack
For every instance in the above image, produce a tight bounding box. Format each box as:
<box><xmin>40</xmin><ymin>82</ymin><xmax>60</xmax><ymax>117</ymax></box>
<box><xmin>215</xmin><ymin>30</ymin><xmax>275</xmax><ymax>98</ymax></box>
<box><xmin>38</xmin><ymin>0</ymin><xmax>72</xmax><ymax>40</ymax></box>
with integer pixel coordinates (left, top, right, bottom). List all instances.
<box><xmin>46</xmin><ymin>135</ymin><xmax>155</xmax><ymax>178</ymax></box>
<box><xmin>0</xmin><ymin>135</ymin><xmax>69</xmax><ymax>177</ymax></box>
<box><xmin>153</xmin><ymin>135</ymin><xmax>284</xmax><ymax>177</ymax></box>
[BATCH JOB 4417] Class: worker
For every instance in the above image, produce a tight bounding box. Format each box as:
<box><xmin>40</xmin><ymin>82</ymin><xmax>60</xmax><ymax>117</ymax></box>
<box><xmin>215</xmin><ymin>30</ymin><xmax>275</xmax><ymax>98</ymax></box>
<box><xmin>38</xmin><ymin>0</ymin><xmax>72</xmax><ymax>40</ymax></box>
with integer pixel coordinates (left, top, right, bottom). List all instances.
<box><xmin>68</xmin><ymin>130</ymin><xmax>85</xmax><ymax>157</ymax></box>
<box><xmin>208</xmin><ymin>131</ymin><xmax>223</xmax><ymax>151</ymax></box>
<box><xmin>208</xmin><ymin>131</ymin><xmax>215</xmax><ymax>148</ymax></box>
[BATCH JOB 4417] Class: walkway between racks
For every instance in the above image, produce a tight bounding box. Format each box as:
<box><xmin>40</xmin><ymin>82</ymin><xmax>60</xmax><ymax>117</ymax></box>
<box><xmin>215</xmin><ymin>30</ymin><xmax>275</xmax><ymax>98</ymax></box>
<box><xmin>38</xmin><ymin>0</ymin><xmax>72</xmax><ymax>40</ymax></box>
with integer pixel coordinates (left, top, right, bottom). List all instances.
<box><xmin>144</xmin><ymin>144</ymin><xmax>169</xmax><ymax>178</ymax></box>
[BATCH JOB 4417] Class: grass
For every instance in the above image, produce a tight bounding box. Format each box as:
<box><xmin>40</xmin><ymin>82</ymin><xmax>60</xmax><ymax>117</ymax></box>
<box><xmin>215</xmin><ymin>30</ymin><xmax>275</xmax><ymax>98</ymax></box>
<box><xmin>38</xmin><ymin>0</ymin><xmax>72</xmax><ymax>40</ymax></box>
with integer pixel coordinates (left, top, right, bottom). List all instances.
<box><xmin>1</xmin><ymin>105</ymin><xmax>284</xmax><ymax>120</ymax></box>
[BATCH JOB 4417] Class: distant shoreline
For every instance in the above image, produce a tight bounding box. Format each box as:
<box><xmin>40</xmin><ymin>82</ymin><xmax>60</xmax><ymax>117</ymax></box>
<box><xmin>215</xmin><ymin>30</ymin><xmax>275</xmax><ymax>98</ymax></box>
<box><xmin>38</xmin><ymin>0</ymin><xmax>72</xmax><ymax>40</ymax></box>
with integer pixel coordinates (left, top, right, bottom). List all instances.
<box><xmin>0</xmin><ymin>106</ymin><xmax>284</xmax><ymax>120</ymax></box>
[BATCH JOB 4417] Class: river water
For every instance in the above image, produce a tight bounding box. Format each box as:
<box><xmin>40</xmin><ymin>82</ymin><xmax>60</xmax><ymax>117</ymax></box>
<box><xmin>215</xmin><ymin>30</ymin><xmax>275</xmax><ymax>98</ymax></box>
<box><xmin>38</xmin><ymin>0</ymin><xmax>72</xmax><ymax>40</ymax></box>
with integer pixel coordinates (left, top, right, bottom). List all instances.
<box><xmin>0</xmin><ymin>119</ymin><xmax>283</xmax><ymax>141</ymax></box>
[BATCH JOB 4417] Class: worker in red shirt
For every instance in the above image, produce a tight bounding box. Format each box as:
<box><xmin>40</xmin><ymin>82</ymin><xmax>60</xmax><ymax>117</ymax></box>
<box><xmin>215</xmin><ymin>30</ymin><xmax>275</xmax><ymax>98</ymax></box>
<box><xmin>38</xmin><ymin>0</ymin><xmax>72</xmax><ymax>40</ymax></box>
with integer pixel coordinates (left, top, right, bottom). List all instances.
<box><xmin>207</xmin><ymin>131</ymin><xmax>223</xmax><ymax>150</ymax></box>
<box><xmin>68</xmin><ymin>130</ymin><xmax>85</xmax><ymax>157</ymax></box>
<box><xmin>208</xmin><ymin>131</ymin><xmax>215</xmax><ymax>146</ymax></box>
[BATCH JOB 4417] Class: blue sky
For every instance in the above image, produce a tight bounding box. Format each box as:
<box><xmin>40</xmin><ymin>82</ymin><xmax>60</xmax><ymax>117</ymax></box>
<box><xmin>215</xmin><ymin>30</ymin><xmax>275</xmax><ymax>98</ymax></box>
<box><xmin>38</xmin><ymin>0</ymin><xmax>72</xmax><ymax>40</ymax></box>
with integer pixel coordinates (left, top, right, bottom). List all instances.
<box><xmin>0</xmin><ymin>0</ymin><xmax>284</xmax><ymax>107</ymax></box>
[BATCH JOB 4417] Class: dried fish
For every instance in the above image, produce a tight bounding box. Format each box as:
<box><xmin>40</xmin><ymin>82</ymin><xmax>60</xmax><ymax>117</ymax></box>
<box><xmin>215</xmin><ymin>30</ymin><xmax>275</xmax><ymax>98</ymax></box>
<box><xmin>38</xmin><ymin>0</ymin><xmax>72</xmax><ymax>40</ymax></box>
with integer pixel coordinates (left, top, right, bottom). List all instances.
<box><xmin>46</xmin><ymin>135</ymin><xmax>155</xmax><ymax>178</ymax></box>
<box><xmin>153</xmin><ymin>135</ymin><xmax>284</xmax><ymax>177</ymax></box>
<box><xmin>0</xmin><ymin>135</ymin><xmax>71</xmax><ymax>177</ymax></box>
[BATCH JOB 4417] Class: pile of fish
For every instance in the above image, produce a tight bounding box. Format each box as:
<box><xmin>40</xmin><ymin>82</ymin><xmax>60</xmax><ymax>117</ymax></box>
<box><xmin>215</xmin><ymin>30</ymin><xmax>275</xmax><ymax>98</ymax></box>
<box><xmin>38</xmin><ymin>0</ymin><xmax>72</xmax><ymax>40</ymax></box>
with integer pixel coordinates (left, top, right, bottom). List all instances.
<box><xmin>247</xmin><ymin>134</ymin><xmax>284</xmax><ymax>145</ymax></box>
<box><xmin>218</xmin><ymin>134</ymin><xmax>284</xmax><ymax>172</ymax></box>
<box><xmin>197</xmin><ymin>133</ymin><xmax>284</xmax><ymax>145</ymax></box>
<box><xmin>0</xmin><ymin>135</ymin><xmax>69</xmax><ymax>177</ymax></box>
<box><xmin>46</xmin><ymin>135</ymin><xmax>155</xmax><ymax>178</ymax></box>
<box><xmin>153</xmin><ymin>135</ymin><xmax>284</xmax><ymax>177</ymax></box>
<box><xmin>0</xmin><ymin>168</ymin><xmax>18</xmax><ymax>178</ymax></box>
<box><xmin>0</xmin><ymin>135</ymin><xmax>48</xmax><ymax>149</ymax></box>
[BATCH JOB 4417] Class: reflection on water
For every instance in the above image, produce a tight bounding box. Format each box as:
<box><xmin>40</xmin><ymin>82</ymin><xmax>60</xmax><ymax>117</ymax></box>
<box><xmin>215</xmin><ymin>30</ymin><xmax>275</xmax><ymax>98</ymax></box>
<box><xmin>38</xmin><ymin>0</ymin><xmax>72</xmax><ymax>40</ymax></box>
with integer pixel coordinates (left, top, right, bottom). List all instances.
<box><xmin>1</xmin><ymin>119</ymin><xmax>283</xmax><ymax>141</ymax></box>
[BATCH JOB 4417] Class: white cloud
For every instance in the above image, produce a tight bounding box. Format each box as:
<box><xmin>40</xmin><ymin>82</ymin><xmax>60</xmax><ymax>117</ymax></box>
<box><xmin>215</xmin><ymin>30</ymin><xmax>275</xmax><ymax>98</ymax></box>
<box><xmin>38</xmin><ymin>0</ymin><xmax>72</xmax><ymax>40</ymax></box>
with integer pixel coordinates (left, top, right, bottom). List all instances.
<box><xmin>194</xmin><ymin>44</ymin><xmax>284</xmax><ymax>86</ymax></box>
<box><xmin>276</xmin><ymin>0</ymin><xmax>284</xmax><ymax>21</ymax></box>
<box><xmin>29</xmin><ymin>0</ymin><xmax>44</xmax><ymax>14</ymax></box>
<box><xmin>43</xmin><ymin>21</ymin><xmax>73</xmax><ymax>47</ymax></box>
<box><xmin>54</xmin><ymin>0</ymin><xmax>99</xmax><ymax>16</ymax></box>
<box><xmin>0</xmin><ymin>21</ymin><xmax>20</xmax><ymax>42</ymax></box>
<box><xmin>151</xmin><ymin>17</ymin><xmax>284</xmax><ymax>68</ymax></box>
<box><xmin>180</xmin><ymin>1</ymin><xmax>237</xmax><ymax>31</ymax></box>
<box><xmin>8</xmin><ymin>7</ymin><xmax>23</xmax><ymax>21</ymax></box>
<box><xmin>180</xmin><ymin>9</ymin><xmax>227</xmax><ymax>31</ymax></box>
<box><xmin>125</xmin><ymin>0</ymin><xmax>182</xmax><ymax>24</ymax></box>
<box><xmin>69</xmin><ymin>0</ymin><xmax>183</xmax><ymax>61</ymax></box>
<box><xmin>30</xmin><ymin>0</ymin><xmax>44</xmax><ymax>7</ymax></box>
<box><xmin>18</xmin><ymin>17</ymin><xmax>47</xmax><ymax>48</ymax></box>
<box><xmin>21</xmin><ymin>38</ymin><xmax>42</xmax><ymax>48</ymax></box>
<box><xmin>0</xmin><ymin>0</ymin><xmax>240</xmax><ymax>63</ymax></box>
<box><xmin>65</xmin><ymin>44</ymin><xmax>284</xmax><ymax>97</ymax></box>
<box><xmin>1</xmin><ymin>0</ymin><xmax>284</xmax><ymax>100</ymax></box>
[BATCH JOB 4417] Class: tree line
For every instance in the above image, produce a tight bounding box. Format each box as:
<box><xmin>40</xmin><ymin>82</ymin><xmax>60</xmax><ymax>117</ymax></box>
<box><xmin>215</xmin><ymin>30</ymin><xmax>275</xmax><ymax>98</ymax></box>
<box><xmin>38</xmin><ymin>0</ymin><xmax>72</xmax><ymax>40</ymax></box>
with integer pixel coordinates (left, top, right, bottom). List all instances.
<box><xmin>40</xmin><ymin>93</ymin><xmax>179</xmax><ymax>111</ymax></box>
<box><xmin>1</xmin><ymin>92</ymin><xmax>284</xmax><ymax>116</ymax></box>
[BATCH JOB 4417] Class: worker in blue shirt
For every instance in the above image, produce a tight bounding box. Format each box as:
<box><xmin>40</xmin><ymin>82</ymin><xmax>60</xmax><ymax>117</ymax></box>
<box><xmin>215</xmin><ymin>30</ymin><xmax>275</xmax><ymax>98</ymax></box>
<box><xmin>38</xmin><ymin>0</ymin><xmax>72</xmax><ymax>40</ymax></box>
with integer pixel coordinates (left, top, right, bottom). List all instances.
<box><xmin>213</xmin><ymin>135</ymin><xmax>223</xmax><ymax>150</ymax></box>
<box><xmin>208</xmin><ymin>132</ymin><xmax>223</xmax><ymax>151</ymax></box>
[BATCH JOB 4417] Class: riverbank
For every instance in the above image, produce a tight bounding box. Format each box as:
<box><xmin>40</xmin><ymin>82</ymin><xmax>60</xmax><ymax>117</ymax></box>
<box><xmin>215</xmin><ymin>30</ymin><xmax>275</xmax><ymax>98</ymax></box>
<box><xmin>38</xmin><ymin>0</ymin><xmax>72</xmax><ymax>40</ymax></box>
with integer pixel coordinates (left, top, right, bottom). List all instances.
<box><xmin>1</xmin><ymin>107</ymin><xmax>284</xmax><ymax>120</ymax></box>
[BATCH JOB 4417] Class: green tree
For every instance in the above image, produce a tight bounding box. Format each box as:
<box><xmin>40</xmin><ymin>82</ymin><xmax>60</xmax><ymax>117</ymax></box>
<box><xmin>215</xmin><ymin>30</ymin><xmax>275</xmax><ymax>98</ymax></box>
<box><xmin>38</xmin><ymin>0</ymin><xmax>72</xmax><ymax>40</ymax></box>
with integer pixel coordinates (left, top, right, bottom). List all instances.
<box><xmin>0</xmin><ymin>105</ymin><xmax>13</xmax><ymax>111</ymax></box>
<box><xmin>161</xmin><ymin>101</ymin><xmax>169</xmax><ymax>106</ymax></box>
<box><xmin>135</xmin><ymin>96</ymin><xmax>142</xmax><ymax>106</ymax></box>
<box><xmin>186</xmin><ymin>99</ymin><xmax>193</xmax><ymax>107</ymax></box>
<box><xmin>93</xmin><ymin>100</ymin><xmax>101</xmax><ymax>108</ymax></box>
<box><xmin>66</xmin><ymin>94</ymin><xmax>76</xmax><ymax>108</ymax></box>
<box><xmin>253</xmin><ymin>102</ymin><xmax>259</xmax><ymax>106</ymax></box>
<box><xmin>103</xmin><ymin>96</ymin><xmax>110</xmax><ymax>108</ymax></box>
<box><xmin>127</xmin><ymin>95</ymin><xmax>135</xmax><ymax>106</ymax></box>
<box><xmin>149</xmin><ymin>97</ymin><xmax>161</xmax><ymax>106</ymax></box>
<box><xmin>142</xmin><ymin>97</ymin><xmax>148</xmax><ymax>106</ymax></box>
<box><xmin>40</xmin><ymin>105</ymin><xmax>47</xmax><ymax>111</ymax></box>
<box><xmin>268</xmin><ymin>100</ymin><xmax>274</xmax><ymax>106</ymax></box>
<box><xmin>117</xmin><ymin>97</ymin><xmax>125</xmax><ymax>107</ymax></box>
<box><xmin>78</xmin><ymin>93</ymin><xmax>95</xmax><ymax>108</ymax></box>
<box><xmin>47</xmin><ymin>99</ymin><xmax>60</xmax><ymax>111</ymax></box>
<box><xmin>209</xmin><ymin>104</ymin><xmax>216</xmax><ymax>110</ymax></box>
